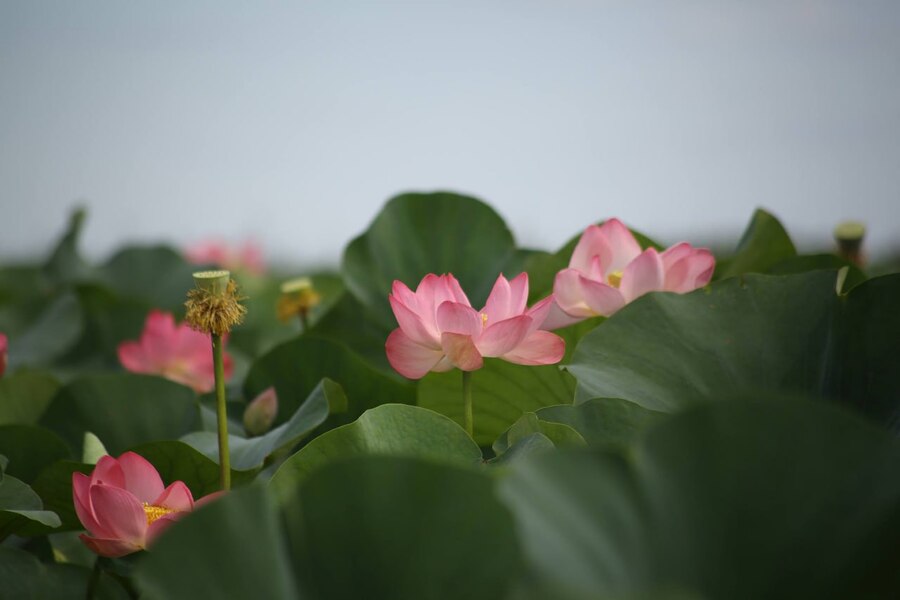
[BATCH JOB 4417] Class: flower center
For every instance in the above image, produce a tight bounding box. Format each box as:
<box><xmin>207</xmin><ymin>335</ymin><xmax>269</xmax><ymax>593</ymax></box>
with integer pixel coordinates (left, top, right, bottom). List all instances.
<box><xmin>142</xmin><ymin>503</ymin><xmax>176</xmax><ymax>525</ymax></box>
<box><xmin>607</xmin><ymin>270</ymin><xmax>623</xmax><ymax>288</ymax></box>
<box><xmin>480</xmin><ymin>313</ymin><xmax>488</xmax><ymax>327</ymax></box>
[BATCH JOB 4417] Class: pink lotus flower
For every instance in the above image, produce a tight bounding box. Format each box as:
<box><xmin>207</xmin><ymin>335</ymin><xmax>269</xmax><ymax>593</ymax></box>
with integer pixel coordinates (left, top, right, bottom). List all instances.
<box><xmin>386</xmin><ymin>273</ymin><xmax>565</xmax><ymax>379</ymax></box>
<box><xmin>185</xmin><ymin>239</ymin><xmax>265</xmax><ymax>275</ymax></box>
<box><xmin>0</xmin><ymin>333</ymin><xmax>6</xmax><ymax>378</ymax></box>
<box><xmin>551</xmin><ymin>218</ymin><xmax>714</xmax><ymax>322</ymax></box>
<box><xmin>118</xmin><ymin>310</ymin><xmax>233</xmax><ymax>393</ymax></box>
<box><xmin>73</xmin><ymin>452</ymin><xmax>200</xmax><ymax>557</ymax></box>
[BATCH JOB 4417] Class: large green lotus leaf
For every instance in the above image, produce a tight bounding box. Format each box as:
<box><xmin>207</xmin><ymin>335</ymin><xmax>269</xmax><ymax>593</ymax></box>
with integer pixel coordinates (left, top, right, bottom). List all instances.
<box><xmin>834</xmin><ymin>273</ymin><xmax>900</xmax><ymax>429</ymax></box>
<box><xmin>0</xmin><ymin>370</ymin><xmax>60</xmax><ymax>425</ymax></box>
<box><xmin>134</xmin><ymin>485</ymin><xmax>299</xmax><ymax>600</ymax></box>
<box><xmin>498</xmin><ymin>398</ymin><xmax>900</xmax><ymax>598</ymax></box>
<box><xmin>417</xmin><ymin>320</ymin><xmax>599</xmax><ymax>446</ymax></box>
<box><xmin>40</xmin><ymin>374</ymin><xmax>200</xmax><ymax>456</ymax></box>
<box><xmin>341</xmin><ymin>192</ymin><xmax>518</xmax><ymax>327</ymax></box>
<box><xmin>0</xmin><ymin>547</ymin><xmax>128</xmax><ymax>600</ymax></box>
<box><xmin>569</xmin><ymin>271</ymin><xmax>838</xmax><ymax>410</ymax></box>
<box><xmin>281</xmin><ymin>456</ymin><xmax>522</xmax><ymax>600</ymax></box>
<box><xmin>0</xmin><ymin>459</ymin><xmax>61</xmax><ymax>539</ymax></box>
<box><xmin>99</xmin><ymin>245</ymin><xmax>196</xmax><ymax>311</ymax></box>
<box><xmin>769</xmin><ymin>253</ymin><xmax>866</xmax><ymax>291</ymax></box>
<box><xmin>309</xmin><ymin>292</ymin><xmax>395</xmax><ymax>372</ymax></box>
<box><xmin>492</xmin><ymin>398</ymin><xmax>662</xmax><ymax>456</ymax></box>
<box><xmin>568</xmin><ymin>271</ymin><xmax>900</xmax><ymax>429</ymax></box>
<box><xmin>0</xmin><ymin>425</ymin><xmax>71</xmax><ymax>483</ymax></box>
<box><xmin>716</xmin><ymin>208</ymin><xmax>796</xmax><ymax>279</ymax></box>
<box><xmin>244</xmin><ymin>335</ymin><xmax>415</xmax><ymax>426</ymax></box>
<box><xmin>270</xmin><ymin>404</ymin><xmax>482</xmax><ymax>498</ymax></box>
<box><xmin>181</xmin><ymin>379</ymin><xmax>347</xmax><ymax>470</ymax></box>
<box><xmin>536</xmin><ymin>398</ymin><xmax>665</xmax><ymax>448</ymax></box>
<box><xmin>61</xmin><ymin>283</ymin><xmax>149</xmax><ymax>367</ymax></box>
<box><xmin>29</xmin><ymin>461</ymin><xmax>92</xmax><ymax>531</ymax></box>
<box><xmin>6</xmin><ymin>292</ymin><xmax>84</xmax><ymax>369</ymax></box>
<box><xmin>0</xmin><ymin>265</ymin><xmax>52</xmax><ymax>335</ymax></box>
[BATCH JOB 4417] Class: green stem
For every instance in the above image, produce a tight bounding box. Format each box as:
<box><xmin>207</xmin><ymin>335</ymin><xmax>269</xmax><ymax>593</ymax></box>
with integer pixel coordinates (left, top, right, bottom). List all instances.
<box><xmin>212</xmin><ymin>333</ymin><xmax>231</xmax><ymax>490</ymax></box>
<box><xmin>298</xmin><ymin>309</ymin><xmax>309</xmax><ymax>333</ymax></box>
<box><xmin>85</xmin><ymin>557</ymin><xmax>102</xmax><ymax>600</ymax></box>
<box><xmin>462</xmin><ymin>370</ymin><xmax>473</xmax><ymax>439</ymax></box>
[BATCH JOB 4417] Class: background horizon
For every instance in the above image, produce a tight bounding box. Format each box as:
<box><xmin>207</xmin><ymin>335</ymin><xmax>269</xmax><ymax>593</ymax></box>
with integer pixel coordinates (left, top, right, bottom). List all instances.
<box><xmin>2</xmin><ymin>2</ymin><xmax>898</xmax><ymax>265</ymax></box>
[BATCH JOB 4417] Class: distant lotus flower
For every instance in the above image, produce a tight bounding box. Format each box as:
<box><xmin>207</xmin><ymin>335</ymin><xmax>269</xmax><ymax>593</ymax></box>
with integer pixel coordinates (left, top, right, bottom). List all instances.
<box><xmin>0</xmin><ymin>333</ymin><xmax>6</xmax><ymax>378</ymax></box>
<box><xmin>551</xmin><ymin>219</ymin><xmax>714</xmax><ymax>323</ymax></box>
<box><xmin>118</xmin><ymin>310</ymin><xmax>233</xmax><ymax>393</ymax></box>
<box><xmin>386</xmin><ymin>273</ymin><xmax>565</xmax><ymax>379</ymax></box>
<box><xmin>185</xmin><ymin>239</ymin><xmax>265</xmax><ymax>275</ymax></box>
<box><xmin>73</xmin><ymin>452</ymin><xmax>202</xmax><ymax>557</ymax></box>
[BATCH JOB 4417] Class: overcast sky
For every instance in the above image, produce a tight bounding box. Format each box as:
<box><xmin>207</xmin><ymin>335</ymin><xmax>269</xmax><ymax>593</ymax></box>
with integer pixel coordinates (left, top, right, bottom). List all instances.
<box><xmin>1</xmin><ymin>1</ymin><xmax>898</xmax><ymax>265</ymax></box>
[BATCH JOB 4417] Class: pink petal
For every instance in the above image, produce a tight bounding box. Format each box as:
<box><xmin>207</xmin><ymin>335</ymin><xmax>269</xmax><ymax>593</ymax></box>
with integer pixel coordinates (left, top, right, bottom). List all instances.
<box><xmin>555</xmin><ymin>269</ymin><xmax>626</xmax><ymax>317</ymax></box>
<box><xmin>476</xmin><ymin>315</ymin><xmax>532</xmax><ymax>357</ymax></box>
<box><xmin>117</xmin><ymin>452</ymin><xmax>165</xmax><ymax>504</ymax></box>
<box><xmin>90</xmin><ymin>455</ymin><xmax>126</xmax><ymax>488</ymax></box>
<box><xmin>386</xmin><ymin>329</ymin><xmax>445</xmax><ymax>379</ymax></box>
<box><xmin>660</xmin><ymin>242</ymin><xmax>694</xmax><ymax>269</ymax></box>
<box><xmin>482</xmin><ymin>273</ymin><xmax>528</xmax><ymax>323</ymax></box>
<box><xmin>620</xmin><ymin>248</ymin><xmax>665</xmax><ymax>302</ymax></box>
<box><xmin>391</xmin><ymin>280</ymin><xmax>419</xmax><ymax>312</ymax></box>
<box><xmin>89</xmin><ymin>485</ymin><xmax>148</xmax><ymax>546</ymax></box>
<box><xmin>597</xmin><ymin>219</ymin><xmax>644</xmax><ymax>274</ymax></box>
<box><xmin>390</xmin><ymin>295</ymin><xmax>440</xmax><ymax>346</ymax></box>
<box><xmin>442</xmin><ymin>274</ymin><xmax>472</xmax><ymax>306</ymax></box>
<box><xmin>553</xmin><ymin>269</ymin><xmax>598</xmax><ymax>318</ymax></box>
<box><xmin>140</xmin><ymin>311</ymin><xmax>180</xmax><ymax>366</ymax></box>
<box><xmin>525</xmin><ymin>296</ymin><xmax>554</xmax><ymax>334</ymax></box>
<box><xmin>440</xmin><ymin>332</ymin><xmax>484</xmax><ymax>371</ymax></box>
<box><xmin>569</xmin><ymin>225</ymin><xmax>609</xmax><ymax>274</ymax></box>
<box><xmin>117</xmin><ymin>341</ymin><xmax>153</xmax><ymax>374</ymax></box>
<box><xmin>153</xmin><ymin>481</ymin><xmax>195</xmax><ymax>512</ymax></box>
<box><xmin>662</xmin><ymin>246</ymin><xmax>715</xmax><ymax>293</ymax></box>
<box><xmin>501</xmin><ymin>331</ymin><xmax>566</xmax><ymax>366</ymax></box>
<box><xmin>73</xmin><ymin>473</ymin><xmax>109</xmax><ymax>538</ymax></box>
<box><xmin>79</xmin><ymin>534</ymin><xmax>142</xmax><ymax>558</ymax></box>
<box><xmin>539</xmin><ymin>299</ymin><xmax>586</xmax><ymax>330</ymax></box>
<box><xmin>579</xmin><ymin>276</ymin><xmax>627</xmax><ymax>316</ymax></box>
<box><xmin>436</xmin><ymin>301</ymin><xmax>481</xmax><ymax>337</ymax></box>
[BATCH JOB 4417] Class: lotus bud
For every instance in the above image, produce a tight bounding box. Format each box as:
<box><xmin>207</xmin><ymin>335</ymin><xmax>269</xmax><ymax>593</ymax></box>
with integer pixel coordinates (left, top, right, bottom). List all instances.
<box><xmin>834</xmin><ymin>221</ymin><xmax>866</xmax><ymax>267</ymax></box>
<box><xmin>185</xmin><ymin>270</ymin><xmax>247</xmax><ymax>336</ymax></box>
<box><xmin>243</xmin><ymin>386</ymin><xmax>278</xmax><ymax>436</ymax></box>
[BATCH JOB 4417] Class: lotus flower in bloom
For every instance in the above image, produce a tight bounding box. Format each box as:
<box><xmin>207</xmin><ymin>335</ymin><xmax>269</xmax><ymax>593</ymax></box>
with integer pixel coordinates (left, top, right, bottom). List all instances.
<box><xmin>73</xmin><ymin>452</ymin><xmax>201</xmax><ymax>557</ymax></box>
<box><xmin>552</xmin><ymin>219</ymin><xmax>714</xmax><ymax>321</ymax></box>
<box><xmin>386</xmin><ymin>273</ymin><xmax>565</xmax><ymax>379</ymax></box>
<box><xmin>185</xmin><ymin>239</ymin><xmax>265</xmax><ymax>275</ymax></box>
<box><xmin>0</xmin><ymin>332</ymin><xmax>6</xmax><ymax>378</ymax></box>
<box><xmin>118</xmin><ymin>310</ymin><xmax>233</xmax><ymax>393</ymax></box>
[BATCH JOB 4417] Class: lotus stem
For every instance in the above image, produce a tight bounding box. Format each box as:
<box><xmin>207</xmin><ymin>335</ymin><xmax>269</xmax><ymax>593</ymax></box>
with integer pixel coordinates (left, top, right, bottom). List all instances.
<box><xmin>462</xmin><ymin>370</ymin><xmax>473</xmax><ymax>439</ymax></box>
<box><xmin>212</xmin><ymin>333</ymin><xmax>231</xmax><ymax>490</ymax></box>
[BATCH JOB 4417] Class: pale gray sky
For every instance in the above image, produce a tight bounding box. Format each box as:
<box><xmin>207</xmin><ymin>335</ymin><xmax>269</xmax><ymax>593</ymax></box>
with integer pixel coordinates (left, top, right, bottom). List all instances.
<box><xmin>2</xmin><ymin>1</ymin><xmax>898</xmax><ymax>265</ymax></box>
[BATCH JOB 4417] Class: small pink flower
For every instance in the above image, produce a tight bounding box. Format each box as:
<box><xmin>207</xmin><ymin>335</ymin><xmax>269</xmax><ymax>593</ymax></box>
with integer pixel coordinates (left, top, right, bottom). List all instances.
<box><xmin>0</xmin><ymin>332</ymin><xmax>6</xmax><ymax>378</ymax></box>
<box><xmin>118</xmin><ymin>310</ymin><xmax>233</xmax><ymax>393</ymax></box>
<box><xmin>550</xmin><ymin>219</ymin><xmax>714</xmax><ymax>323</ymax></box>
<box><xmin>185</xmin><ymin>239</ymin><xmax>265</xmax><ymax>275</ymax></box>
<box><xmin>386</xmin><ymin>273</ymin><xmax>565</xmax><ymax>379</ymax></box>
<box><xmin>73</xmin><ymin>452</ymin><xmax>200</xmax><ymax>557</ymax></box>
<box><xmin>243</xmin><ymin>386</ymin><xmax>278</xmax><ymax>436</ymax></box>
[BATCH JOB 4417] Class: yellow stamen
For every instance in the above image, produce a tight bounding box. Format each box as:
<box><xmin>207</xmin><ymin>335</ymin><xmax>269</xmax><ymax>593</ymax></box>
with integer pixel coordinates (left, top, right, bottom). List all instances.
<box><xmin>142</xmin><ymin>503</ymin><xmax>176</xmax><ymax>526</ymax></box>
<box><xmin>481</xmin><ymin>313</ymin><xmax>488</xmax><ymax>327</ymax></box>
<box><xmin>607</xmin><ymin>270</ymin><xmax>623</xmax><ymax>288</ymax></box>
